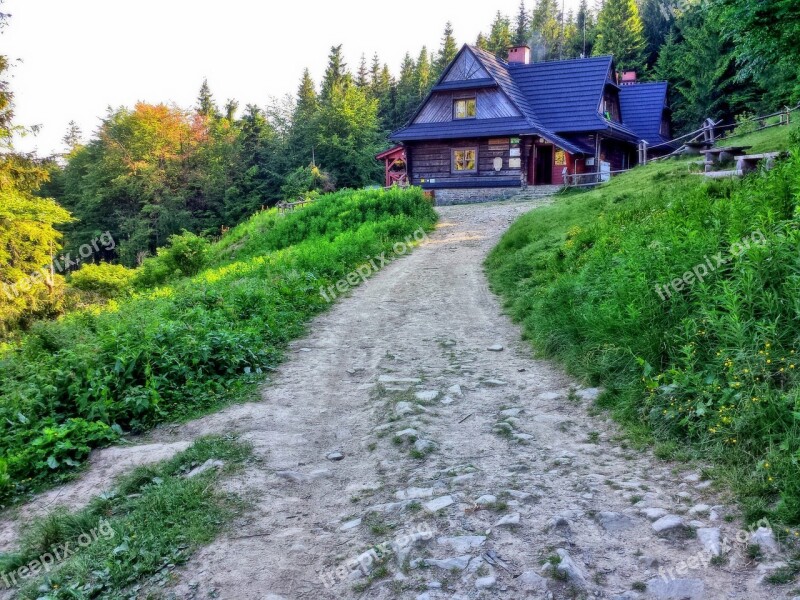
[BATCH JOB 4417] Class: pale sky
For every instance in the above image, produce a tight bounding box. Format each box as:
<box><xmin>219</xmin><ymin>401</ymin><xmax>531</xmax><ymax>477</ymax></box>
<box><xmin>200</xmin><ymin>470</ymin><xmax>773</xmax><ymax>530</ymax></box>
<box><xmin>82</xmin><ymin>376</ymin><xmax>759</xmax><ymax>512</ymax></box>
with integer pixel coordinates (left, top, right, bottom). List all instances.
<box><xmin>4</xmin><ymin>0</ymin><xmax>580</xmax><ymax>156</ymax></box>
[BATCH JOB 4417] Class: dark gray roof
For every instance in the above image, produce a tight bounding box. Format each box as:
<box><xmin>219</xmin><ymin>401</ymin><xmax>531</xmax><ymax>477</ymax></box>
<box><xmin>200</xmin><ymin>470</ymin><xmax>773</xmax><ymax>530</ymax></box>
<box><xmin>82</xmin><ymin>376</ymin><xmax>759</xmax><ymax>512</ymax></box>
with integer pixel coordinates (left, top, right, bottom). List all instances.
<box><xmin>619</xmin><ymin>82</ymin><xmax>670</xmax><ymax>146</ymax></box>
<box><xmin>391</xmin><ymin>44</ymin><xmax>668</xmax><ymax>152</ymax></box>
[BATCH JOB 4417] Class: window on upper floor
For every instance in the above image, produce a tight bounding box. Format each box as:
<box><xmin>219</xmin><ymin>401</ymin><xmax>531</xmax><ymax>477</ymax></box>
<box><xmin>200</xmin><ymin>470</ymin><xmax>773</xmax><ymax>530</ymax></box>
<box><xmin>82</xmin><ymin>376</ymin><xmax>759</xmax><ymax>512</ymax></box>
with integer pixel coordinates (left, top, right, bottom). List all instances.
<box><xmin>453</xmin><ymin>98</ymin><xmax>477</xmax><ymax>120</ymax></box>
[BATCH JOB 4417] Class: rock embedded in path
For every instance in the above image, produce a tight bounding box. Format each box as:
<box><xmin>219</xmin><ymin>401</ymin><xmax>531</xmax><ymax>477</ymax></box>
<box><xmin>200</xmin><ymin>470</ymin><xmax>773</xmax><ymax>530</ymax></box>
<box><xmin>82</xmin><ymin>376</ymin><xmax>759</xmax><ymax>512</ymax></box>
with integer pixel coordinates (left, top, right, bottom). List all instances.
<box><xmin>395</xmin><ymin>402</ymin><xmax>416</xmax><ymax>416</ymax></box>
<box><xmin>395</xmin><ymin>487</ymin><xmax>434</xmax><ymax>500</ymax></box>
<box><xmin>487</xmin><ymin>345</ymin><xmax>504</xmax><ymax>352</ymax></box>
<box><xmin>475</xmin><ymin>575</ymin><xmax>496</xmax><ymax>589</ymax></box>
<box><xmin>414</xmin><ymin>439</ymin><xmax>437</xmax><ymax>454</ymax></box>
<box><xmin>415</xmin><ymin>390</ymin><xmax>439</xmax><ymax>402</ymax></box>
<box><xmin>688</xmin><ymin>503</ymin><xmax>710</xmax><ymax>516</ymax></box>
<box><xmin>597</xmin><ymin>511</ymin><xmax>636</xmax><ymax>532</ymax></box>
<box><xmin>276</xmin><ymin>470</ymin><xmax>308</xmax><ymax>483</ymax></box>
<box><xmin>325</xmin><ymin>451</ymin><xmax>344</xmax><ymax>461</ymax></box>
<box><xmin>379</xmin><ymin>375</ymin><xmax>422</xmax><ymax>385</ymax></box>
<box><xmin>423</xmin><ymin>555</ymin><xmax>471</xmax><ymax>571</ymax></box>
<box><xmin>641</xmin><ymin>507</ymin><xmax>669</xmax><ymax>521</ymax></box>
<box><xmin>575</xmin><ymin>387</ymin><xmax>602</xmax><ymax>401</ymax></box>
<box><xmin>549</xmin><ymin>549</ymin><xmax>587</xmax><ymax>588</ymax></box>
<box><xmin>697</xmin><ymin>527</ymin><xmax>722</xmax><ymax>556</ymax></box>
<box><xmin>484</xmin><ymin>379</ymin><xmax>508</xmax><ymax>387</ymax></box>
<box><xmin>339</xmin><ymin>518</ymin><xmax>362</xmax><ymax>532</ymax></box>
<box><xmin>519</xmin><ymin>570</ymin><xmax>548</xmax><ymax>592</ymax></box>
<box><xmin>395</xmin><ymin>428</ymin><xmax>419</xmax><ymax>439</ymax></box>
<box><xmin>447</xmin><ymin>384</ymin><xmax>463</xmax><ymax>397</ymax></box>
<box><xmin>451</xmin><ymin>473</ymin><xmax>475</xmax><ymax>485</ymax></box>
<box><xmin>437</xmin><ymin>535</ymin><xmax>486</xmax><ymax>553</ymax></box>
<box><xmin>537</xmin><ymin>391</ymin><xmax>562</xmax><ymax>401</ymax></box>
<box><xmin>186</xmin><ymin>459</ymin><xmax>224</xmax><ymax>478</ymax></box>
<box><xmin>423</xmin><ymin>495</ymin><xmax>454</xmax><ymax>512</ymax></box>
<box><xmin>751</xmin><ymin>527</ymin><xmax>779</xmax><ymax>555</ymax></box>
<box><xmin>495</xmin><ymin>513</ymin><xmax>521</xmax><ymax>527</ymax></box>
<box><xmin>652</xmin><ymin>514</ymin><xmax>686</xmax><ymax>535</ymax></box>
<box><xmin>646</xmin><ymin>578</ymin><xmax>704</xmax><ymax>599</ymax></box>
<box><xmin>475</xmin><ymin>494</ymin><xmax>497</xmax><ymax>507</ymax></box>
<box><xmin>500</xmin><ymin>408</ymin><xmax>523</xmax><ymax>417</ymax></box>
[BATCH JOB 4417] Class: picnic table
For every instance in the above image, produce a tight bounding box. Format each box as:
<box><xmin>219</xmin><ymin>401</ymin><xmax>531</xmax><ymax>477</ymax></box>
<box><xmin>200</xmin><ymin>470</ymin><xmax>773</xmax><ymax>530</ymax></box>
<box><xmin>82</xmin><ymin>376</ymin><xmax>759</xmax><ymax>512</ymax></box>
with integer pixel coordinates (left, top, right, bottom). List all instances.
<box><xmin>683</xmin><ymin>140</ymin><xmax>715</xmax><ymax>155</ymax></box>
<box><xmin>734</xmin><ymin>152</ymin><xmax>784</xmax><ymax>174</ymax></box>
<box><xmin>700</xmin><ymin>146</ymin><xmax>751</xmax><ymax>172</ymax></box>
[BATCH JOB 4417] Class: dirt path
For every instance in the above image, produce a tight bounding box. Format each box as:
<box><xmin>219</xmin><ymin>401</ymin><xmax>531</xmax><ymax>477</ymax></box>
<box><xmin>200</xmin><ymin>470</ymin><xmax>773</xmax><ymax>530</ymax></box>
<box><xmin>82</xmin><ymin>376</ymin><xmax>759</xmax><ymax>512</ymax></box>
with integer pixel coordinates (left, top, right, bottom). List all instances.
<box><xmin>2</xmin><ymin>200</ymin><xmax>790</xmax><ymax>600</ymax></box>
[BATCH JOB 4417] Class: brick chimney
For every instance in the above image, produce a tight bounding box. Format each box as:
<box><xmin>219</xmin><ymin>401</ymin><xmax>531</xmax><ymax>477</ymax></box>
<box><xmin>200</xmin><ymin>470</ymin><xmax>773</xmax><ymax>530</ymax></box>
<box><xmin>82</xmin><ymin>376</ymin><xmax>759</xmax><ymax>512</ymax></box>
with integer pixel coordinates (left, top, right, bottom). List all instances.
<box><xmin>508</xmin><ymin>45</ymin><xmax>531</xmax><ymax>65</ymax></box>
<box><xmin>620</xmin><ymin>71</ymin><xmax>638</xmax><ymax>85</ymax></box>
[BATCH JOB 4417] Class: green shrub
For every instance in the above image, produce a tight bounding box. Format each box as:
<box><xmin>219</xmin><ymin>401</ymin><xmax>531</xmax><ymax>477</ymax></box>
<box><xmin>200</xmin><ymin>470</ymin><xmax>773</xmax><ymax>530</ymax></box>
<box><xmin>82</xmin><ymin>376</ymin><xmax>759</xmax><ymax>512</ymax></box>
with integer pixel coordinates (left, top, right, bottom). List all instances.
<box><xmin>69</xmin><ymin>262</ymin><xmax>136</xmax><ymax>298</ymax></box>
<box><xmin>487</xmin><ymin>148</ymin><xmax>800</xmax><ymax>524</ymax></box>
<box><xmin>0</xmin><ymin>187</ymin><xmax>436</xmax><ymax>503</ymax></box>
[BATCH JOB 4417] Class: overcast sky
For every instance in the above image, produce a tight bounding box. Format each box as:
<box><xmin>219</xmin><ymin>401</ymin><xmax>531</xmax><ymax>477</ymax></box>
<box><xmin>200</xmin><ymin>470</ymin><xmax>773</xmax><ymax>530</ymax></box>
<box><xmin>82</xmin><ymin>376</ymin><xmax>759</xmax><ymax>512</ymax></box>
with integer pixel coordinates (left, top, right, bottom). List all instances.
<box><xmin>4</xmin><ymin>0</ymin><xmax>581</xmax><ymax>156</ymax></box>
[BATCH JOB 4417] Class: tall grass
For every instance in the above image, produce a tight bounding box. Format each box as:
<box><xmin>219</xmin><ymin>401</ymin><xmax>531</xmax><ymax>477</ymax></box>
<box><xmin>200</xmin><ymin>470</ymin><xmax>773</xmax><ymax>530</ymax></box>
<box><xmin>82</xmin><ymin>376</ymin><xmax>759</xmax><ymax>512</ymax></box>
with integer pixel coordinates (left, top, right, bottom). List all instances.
<box><xmin>487</xmin><ymin>144</ymin><xmax>800</xmax><ymax>524</ymax></box>
<box><xmin>0</xmin><ymin>187</ymin><xmax>437</xmax><ymax>503</ymax></box>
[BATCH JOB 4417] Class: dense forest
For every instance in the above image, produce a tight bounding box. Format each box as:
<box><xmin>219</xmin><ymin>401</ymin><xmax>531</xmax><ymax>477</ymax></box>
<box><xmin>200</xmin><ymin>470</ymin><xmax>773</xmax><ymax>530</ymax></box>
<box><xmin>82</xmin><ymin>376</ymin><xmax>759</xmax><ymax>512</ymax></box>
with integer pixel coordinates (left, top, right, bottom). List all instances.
<box><xmin>2</xmin><ymin>0</ymin><xmax>799</xmax><ymax>335</ymax></box>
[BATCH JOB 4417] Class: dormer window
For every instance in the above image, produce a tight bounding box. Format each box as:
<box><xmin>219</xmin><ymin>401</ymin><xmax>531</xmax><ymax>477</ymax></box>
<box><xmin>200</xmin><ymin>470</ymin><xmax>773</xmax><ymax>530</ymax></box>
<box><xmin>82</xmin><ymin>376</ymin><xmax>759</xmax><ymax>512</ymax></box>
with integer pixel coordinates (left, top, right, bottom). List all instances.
<box><xmin>454</xmin><ymin>98</ymin><xmax>477</xmax><ymax>120</ymax></box>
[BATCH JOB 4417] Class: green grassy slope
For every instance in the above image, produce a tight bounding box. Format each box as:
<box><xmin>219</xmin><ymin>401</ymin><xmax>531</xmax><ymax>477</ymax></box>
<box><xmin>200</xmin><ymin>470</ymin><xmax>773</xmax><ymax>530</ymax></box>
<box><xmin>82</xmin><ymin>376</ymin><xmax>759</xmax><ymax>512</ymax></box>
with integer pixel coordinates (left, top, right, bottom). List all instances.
<box><xmin>486</xmin><ymin>128</ymin><xmax>800</xmax><ymax>525</ymax></box>
<box><xmin>0</xmin><ymin>187</ymin><xmax>437</xmax><ymax>503</ymax></box>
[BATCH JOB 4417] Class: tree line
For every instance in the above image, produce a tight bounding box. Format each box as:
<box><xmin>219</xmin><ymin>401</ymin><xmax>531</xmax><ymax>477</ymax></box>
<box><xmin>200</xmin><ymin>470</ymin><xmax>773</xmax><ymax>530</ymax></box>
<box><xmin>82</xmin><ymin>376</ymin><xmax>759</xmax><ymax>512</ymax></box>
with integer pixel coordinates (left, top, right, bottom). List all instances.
<box><xmin>1</xmin><ymin>0</ymin><xmax>798</xmax><ymax>334</ymax></box>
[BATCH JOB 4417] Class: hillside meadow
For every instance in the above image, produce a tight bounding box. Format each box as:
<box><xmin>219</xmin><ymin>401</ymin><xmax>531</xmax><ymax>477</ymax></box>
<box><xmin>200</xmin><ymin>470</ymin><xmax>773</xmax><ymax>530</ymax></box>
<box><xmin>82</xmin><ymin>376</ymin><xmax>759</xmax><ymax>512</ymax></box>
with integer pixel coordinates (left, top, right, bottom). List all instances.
<box><xmin>487</xmin><ymin>131</ymin><xmax>800</xmax><ymax>525</ymax></box>
<box><xmin>0</xmin><ymin>188</ymin><xmax>437</xmax><ymax>504</ymax></box>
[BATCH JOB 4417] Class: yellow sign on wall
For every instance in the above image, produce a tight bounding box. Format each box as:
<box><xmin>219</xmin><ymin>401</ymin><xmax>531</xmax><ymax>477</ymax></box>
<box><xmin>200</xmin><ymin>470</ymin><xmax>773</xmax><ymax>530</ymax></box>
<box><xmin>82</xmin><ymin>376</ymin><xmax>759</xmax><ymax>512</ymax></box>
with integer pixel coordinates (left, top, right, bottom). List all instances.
<box><xmin>554</xmin><ymin>150</ymin><xmax>567</xmax><ymax>166</ymax></box>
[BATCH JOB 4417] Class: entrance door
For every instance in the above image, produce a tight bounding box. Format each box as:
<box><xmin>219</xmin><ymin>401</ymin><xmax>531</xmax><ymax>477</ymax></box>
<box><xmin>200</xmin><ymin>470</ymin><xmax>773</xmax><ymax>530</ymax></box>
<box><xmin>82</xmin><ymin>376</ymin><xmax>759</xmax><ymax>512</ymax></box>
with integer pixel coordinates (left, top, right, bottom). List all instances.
<box><xmin>535</xmin><ymin>145</ymin><xmax>553</xmax><ymax>185</ymax></box>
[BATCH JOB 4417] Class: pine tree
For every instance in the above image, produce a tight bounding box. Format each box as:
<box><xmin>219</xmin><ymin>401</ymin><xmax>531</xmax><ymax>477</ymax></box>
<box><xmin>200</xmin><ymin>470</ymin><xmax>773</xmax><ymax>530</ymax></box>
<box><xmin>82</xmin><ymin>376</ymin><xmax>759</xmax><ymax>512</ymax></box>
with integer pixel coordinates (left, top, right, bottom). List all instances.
<box><xmin>487</xmin><ymin>12</ymin><xmax>513</xmax><ymax>58</ymax></box>
<box><xmin>196</xmin><ymin>78</ymin><xmax>219</xmax><ymax>119</ymax></box>
<box><xmin>370</xmin><ymin>53</ymin><xmax>383</xmax><ymax>92</ymax></box>
<box><xmin>434</xmin><ymin>22</ymin><xmax>458</xmax><ymax>78</ymax></box>
<box><xmin>593</xmin><ymin>0</ymin><xmax>646</xmax><ymax>71</ymax></box>
<box><xmin>475</xmin><ymin>33</ymin><xmax>489</xmax><ymax>51</ymax></box>
<box><xmin>321</xmin><ymin>45</ymin><xmax>349</xmax><ymax>101</ymax></box>
<box><xmin>296</xmin><ymin>68</ymin><xmax>318</xmax><ymax>114</ymax></box>
<box><xmin>514</xmin><ymin>0</ymin><xmax>530</xmax><ymax>45</ymax></box>
<box><xmin>356</xmin><ymin>53</ymin><xmax>370</xmax><ymax>88</ymax></box>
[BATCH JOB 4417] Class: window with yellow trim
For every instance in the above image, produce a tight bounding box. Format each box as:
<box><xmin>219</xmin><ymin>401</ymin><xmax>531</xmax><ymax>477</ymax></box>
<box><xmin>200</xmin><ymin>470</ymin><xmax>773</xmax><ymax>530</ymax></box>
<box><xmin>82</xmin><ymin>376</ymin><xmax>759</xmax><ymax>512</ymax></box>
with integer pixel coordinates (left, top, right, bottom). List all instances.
<box><xmin>452</xmin><ymin>148</ymin><xmax>477</xmax><ymax>172</ymax></box>
<box><xmin>453</xmin><ymin>98</ymin><xmax>477</xmax><ymax>119</ymax></box>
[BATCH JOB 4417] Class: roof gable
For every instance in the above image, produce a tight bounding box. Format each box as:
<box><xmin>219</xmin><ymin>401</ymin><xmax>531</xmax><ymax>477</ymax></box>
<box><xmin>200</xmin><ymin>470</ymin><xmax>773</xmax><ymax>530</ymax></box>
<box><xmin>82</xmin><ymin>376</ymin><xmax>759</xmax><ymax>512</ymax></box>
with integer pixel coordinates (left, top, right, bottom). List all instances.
<box><xmin>442</xmin><ymin>48</ymin><xmax>490</xmax><ymax>82</ymax></box>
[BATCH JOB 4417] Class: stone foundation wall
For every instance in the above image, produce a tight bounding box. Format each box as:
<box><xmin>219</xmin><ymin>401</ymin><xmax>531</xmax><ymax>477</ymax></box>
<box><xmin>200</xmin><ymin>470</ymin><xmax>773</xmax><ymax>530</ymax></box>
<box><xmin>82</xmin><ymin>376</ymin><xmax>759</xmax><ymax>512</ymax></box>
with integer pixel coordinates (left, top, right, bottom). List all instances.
<box><xmin>432</xmin><ymin>187</ymin><xmax>523</xmax><ymax>206</ymax></box>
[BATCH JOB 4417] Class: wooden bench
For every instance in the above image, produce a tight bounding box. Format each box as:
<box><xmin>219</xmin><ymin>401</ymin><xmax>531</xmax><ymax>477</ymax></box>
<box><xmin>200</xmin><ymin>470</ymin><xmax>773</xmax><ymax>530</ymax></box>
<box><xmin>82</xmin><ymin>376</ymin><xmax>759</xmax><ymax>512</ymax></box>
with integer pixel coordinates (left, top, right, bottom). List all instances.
<box><xmin>734</xmin><ymin>152</ymin><xmax>784</xmax><ymax>174</ymax></box>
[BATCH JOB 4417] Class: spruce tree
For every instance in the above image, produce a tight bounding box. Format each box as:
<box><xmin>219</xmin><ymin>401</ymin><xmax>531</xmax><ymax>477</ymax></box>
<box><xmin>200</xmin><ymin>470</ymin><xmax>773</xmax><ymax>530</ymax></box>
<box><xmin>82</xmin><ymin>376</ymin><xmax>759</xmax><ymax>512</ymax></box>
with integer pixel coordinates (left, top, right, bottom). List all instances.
<box><xmin>321</xmin><ymin>45</ymin><xmax>349</xmax><ymax>101</ymax></box>
<box><xmin>196</xmin><ymin>78</ymin><xmax>219</xmax><ymax>118</ymax></box>
<box><xmin>530</xmin><ymin>0</ymin><xmax>562</xmax><ymax>61</ymax></box>
<box><xmin>434</xmin><ymin>22</ymin><xmax>458</xmax><ymax>78</ymax></box>
<box><xmin>514</xmin><ymin>0</ymin><xmax>530</xmax><ymax>45</ymax></box>
<box><xmin>356</xmin><ymin>53</ymin><xmax>370</xmax><ymax>88</ymax></box>
<box><xmin>593</xmin><ymin>0</ymin><xmax>646</xmax><ymax>71</ymax></box>
<box><xmin>487</xmin><ymin>11</ymin><xmax>512</xmax><ymax>58</ymax></box>
<box><xmin>394</xmin><ymin>53</ymin><xmax>417</xmax><ymax>128</ymax></box>
<box><xmin>62</xmin><ymin>120</ymin><xmax>83</xmax><ymax>150</ymax></box>
<box><xmin>570</xmin><ymin>0</ymin><xmax>596</xmax><ymax>57</ymax></box>
<box><xmin>475</xmin><ymin>33</ymin><xmax>489</xmax><ymax>51</ymax></box>
<box><xmin>415</xmin><ymin>47</ymin><xmax>432</xmax><ymax>99</ymax></box>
